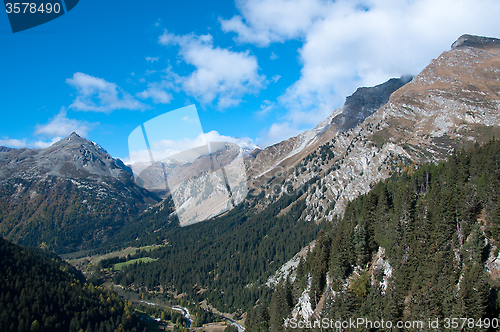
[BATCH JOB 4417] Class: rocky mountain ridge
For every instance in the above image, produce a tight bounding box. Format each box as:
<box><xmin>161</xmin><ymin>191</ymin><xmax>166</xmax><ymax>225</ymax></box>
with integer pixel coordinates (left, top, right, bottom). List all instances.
<box><xmin>0</xmin><ymin>133</ymin><xmax>159</xmax><ymax>252</ymax></box>
<box><xmin>249</xmin><ymin>34</ymin><xmax>500</xmax><ymax>224</ymax></box>
<box><xmin>245</xmin><ymin>76</ymin><xmax>412</xmax><ymax>202</ymax></box>
<box><xmin>0</xmin><ymin>132</ymin><xmax>126</xmax><ymax>181</ymax></box>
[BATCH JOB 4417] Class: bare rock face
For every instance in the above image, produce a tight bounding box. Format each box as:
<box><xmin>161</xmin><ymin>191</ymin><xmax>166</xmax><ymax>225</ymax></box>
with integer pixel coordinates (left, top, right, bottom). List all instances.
<box><xmin>330</xmin><ymin>76</ymin><xmax>412</xmax><ymax>134</ymax></box>
<box><xmin>0</xmin><ymin>132</ymin><xmax>127</xmax><ymax>182</ymax></box>
<box><xmin>246</xmin><ymin>76</ymin><xmax>411</xmax><ymax>199</ymax></box>
<box><xmin>309</xmin><ymin>34</ymin><xmax>500</xmax><ymax>218</ymax></box>
<box><xmin>451</xmin><ymin>34</ymin><xmax>500</xmax><ymax>50</ymax></box>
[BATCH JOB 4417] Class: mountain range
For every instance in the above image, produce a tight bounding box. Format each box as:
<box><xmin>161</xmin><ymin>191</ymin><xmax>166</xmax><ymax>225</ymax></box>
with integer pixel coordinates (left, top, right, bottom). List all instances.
<box><xmin>1</xmin><ymin>34</ymin><xmax>500</xmax><ymax>330</ymax></box>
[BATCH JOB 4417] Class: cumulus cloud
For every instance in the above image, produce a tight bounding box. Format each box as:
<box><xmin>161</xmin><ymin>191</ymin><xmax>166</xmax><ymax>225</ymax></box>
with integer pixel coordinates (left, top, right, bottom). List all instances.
<box><xmin>0</xmin><ymin>109</ymin><xmax>97</xmax><ymax>150</ymax></box>
<box><xmin>67</xmin><ymin>72</ymin><xmax>148</xmax><ymax>112</ymax></box>
<box><xmin>220</xmin><ymin>0</ymin><xmax>325</xmax><ymax>46</ymax></box>
<box><xmin>258</xmin><ymin>122</ymin><xmax>304</xmax><ymax>147</ymax></box>
<box><xmin>32</xmin><ymin>137</ymin><xmax>62</xmax><ymax>149</ymax></box>
<box><xmin>224</xmin><ymin>0</ymin><xmax>500</xmax><ymax>145</ymax></box>
<box><xmin>0</xmin><ymin>137</ymin><xmax>62</xmax><ymax>149</ymax></box>
<box><xmin>0</xmin><ymin>138</ymin><xmax>27</xmax><ymax>148</ymax></box>
<box><xmin>137</xmin><ymin>81</ymin><xmax>174</xmax><ymax>104</ymax></box>
<box><xmin>158</xmin><ymin>31</ymin><xmax>266</xmax><ymax>108</ymax></box>
<box><xmin>34</xmin><ymin>108</ymin><xmax>96</xmax><ymax>138</ymax></box>
<box><xmin>153</xmin><ymin>130</ymin><xmax>256</xmax><ymax>152</ymax></box>
<box><xmin>146</xmin><ymin>56</ymin><xmax>159</xmax><ymax>62</ymax></box>
<box><xmin>255</xmin><ymin>100</ymin><xmax>275</xmax><ymax>117</ymax></box>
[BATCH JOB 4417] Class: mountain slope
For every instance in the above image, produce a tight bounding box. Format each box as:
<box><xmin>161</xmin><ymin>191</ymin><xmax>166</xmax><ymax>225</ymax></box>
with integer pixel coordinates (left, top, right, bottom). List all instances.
<box><xmin>90</xmin><ymin>35</ymin><xmax>500</xmax><ymax>318</ymax></box>
<box><xmin>246</xmin><ymin>76</ymin><xmax>411</xmax><ymax>194</ymax></box>
<box><xmin>277</xmin><ymin>34</ymin><xmax>500</xmax><ymax>222</ymax></box>
<box><xmin>0</xmin><ymin>133</ymin><xmax>159</xmax><ymax>253</ymax></box>
<box><xmin>0</xmin><ymin>236</ymin><xmax>145</xmax><ymax>332</ymax></box>
<box><xmin>250</xmin><ymin>138</ymin><xmax>500</xmax><ymax>331</ymax></box>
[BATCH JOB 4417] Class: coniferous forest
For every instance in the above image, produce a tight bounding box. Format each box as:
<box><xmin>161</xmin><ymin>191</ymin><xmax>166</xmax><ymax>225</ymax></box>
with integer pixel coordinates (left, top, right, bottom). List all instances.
<box><xmin>0</xmin><ymin>237</ymin><xmax>146</xmax><ymax>332</ymax></box>
<box><xmin>247</xmin><ymin>139</ymin><xmax>500</xmax><ymax>331</ymax></box>
<box><xmin>106</xmin><ymin>177</ymin><xmax>324</xmax><ymax>313</ymax></box>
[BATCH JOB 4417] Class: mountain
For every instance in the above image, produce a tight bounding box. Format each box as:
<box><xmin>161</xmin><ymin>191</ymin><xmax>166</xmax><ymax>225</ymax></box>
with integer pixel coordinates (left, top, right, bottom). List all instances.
<box><xmin>244</xmin><ymin>34</ymin><xmax>500</xmax><ymax>330</ymax></box>
<box><xmin>0</xmin><ymin>133</ymin><xmax>160</xmax><ymax>253</ymax></box>
<box><xmin>245</xmin><ymin>76</ymin><xmax>411</xmax><ymax>196</ymax></box>
<box><xmin>122</xmin><ymin>76</ymin><xmax>411</xmax><ymax>227</ymax></box>
<box><xmin>131</xmin><ymin>141</ymin><xmax>248</xmax><ymax>226</ymax></box>
<box><xmin>99</xmin><ymin>34</ymin><xmax>500</xmax><ymax>319</ymax></box>
<box><xmin>249</xmin><ymin>34</ymin><xmax>500</xmax><ymax>226</ymax></box>
<box><xmin>0</xmin><ymin>236</ymin><xmax>146</xmax><ymax>332</ymax></box>
<box><xmin>249</xmin><ymin>138</ymin><xmax>500</xmax><ymax>331</ymax></box>
<box><xmin>3</xmin><ymin>33</ymin><xmax>499</xmax><ymax>330</ymax></box>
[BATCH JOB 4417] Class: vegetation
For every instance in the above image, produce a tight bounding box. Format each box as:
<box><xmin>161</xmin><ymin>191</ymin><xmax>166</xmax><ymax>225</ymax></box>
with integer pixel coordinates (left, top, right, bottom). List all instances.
<box><xmin>113</xmin><ymin>258</ymin><xmax>157</xmax><ymax>271</ymax></box>
<box><xmin>248</xmin><ymin>139</ymin><xmax>500</xmax><ymax>331</ymax></box>
<box><xmin>98</xmin><ymin>177</ymin><xmax>324</xmax><ymax>313</ymax></box>
<box><xmin>0</xmin><ymin>175</ymin><xmax>157</xmax><ymax>253</ymax></box>
<box><xmin>0</xmin><ymin>237</ymin><xmax>146</xmax><ymax>332</ymax></box>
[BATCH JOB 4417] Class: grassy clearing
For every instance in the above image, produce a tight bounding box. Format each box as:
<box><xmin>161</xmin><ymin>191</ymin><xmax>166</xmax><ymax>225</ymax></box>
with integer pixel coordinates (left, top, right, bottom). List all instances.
<box><xmin>113</xmin><ymin>257</ymin><xmax>157</xmax><ymax>270</ymax></box>
<box><xmin>63</xmin><ymin>244</ymin><xmax>165</xmax><ymax>271</ymax></box>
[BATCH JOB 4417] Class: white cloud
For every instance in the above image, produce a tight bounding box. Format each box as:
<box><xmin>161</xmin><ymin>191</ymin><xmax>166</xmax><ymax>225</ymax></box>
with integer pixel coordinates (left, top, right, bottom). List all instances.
<box><xmin>137</xmin><ymin>81</ymin><xmax>173</xmax><ymax>104</ymax></box>
<box><xmin>0</xmin><ymin>138</ymin><xmax>27</xmax><ymax>148</ymax></box>
<box><xmin>220</xmin><ymin>0</ymin><xmax>326</xmax><ymax>46</ymax></box>
<box><xmin>0</xmin><ymin>137</ymin><xmax>62</xmax><ymax>149</ymax></box>
<box><xmin>182</xmin><ymin>116</ymin><xmax>196</xmax><ymax>123</ymax></box>
<box><xmin>146</xmin><ymin>56</ymin><xmax>159</xmax><ymax>62</ymax></box>
<box><xmin>67</xmin><ymin>72</ymin><xmax>148</xmax><ymax>112</ymax></box>
<box><xmin>261</xmin><ymin>122</ymin><xmax>303</xmax><ymax>146</ymax></box>
<box><xmin>34</xmin><ymin>108</ymin><xmax>96</xmax><ymax>138</ymax></box>
<box><xmin>255</xmin><ymin>100</ymin><xmax>275</xmax><ymax>117</ymax></box>
<box><xmin>32</xmin><ymin>137</ymin><xmax>62</xmax><ymax>149</ymax></box>
<box><xmin>0</xmin><ymin>137</ymin><xmax>61</xmax><ymax>149</ymax></box>
<box><xmin>271</xmin><ymin>75</ymin><xmax>280</xmax><ymax>83</ymax></box>
<box><xmin>152</xmin><ymin>130</ymin><xmax>257</xmax><ymax>155</ymax></box>
<box><xmin>270</xmin><ymin>52</ymin><xmax>278</xmax><ymax>60</ymax></box>
<box><xmin>158</xmin><ymin>31</ymin><xmax>266</xmax><ymax>108</ymax></box>
<box><xmin>224</xmin><ymin>0</ymin><xmax>500</xmax><ymax>145</ymax></box>
<box><xmin>0</xmin><ymin>110</ymin><xmax>95</xmax><ymax>150</ymax></box>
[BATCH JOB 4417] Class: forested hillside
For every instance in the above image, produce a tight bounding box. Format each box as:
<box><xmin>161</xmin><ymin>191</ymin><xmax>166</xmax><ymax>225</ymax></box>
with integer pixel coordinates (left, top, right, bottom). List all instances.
<box><xmin>100</xmin><ymin>178</ymin><xmax>324</xmax><ymax>313</ymax></box>
<box><xmin>0</xmin><ymin>237</ymin><xmax>146</xmax><ymax>332</ymax></box>
<box><xmin>247</xmin><ymin>139</ymin><xmax>500</xmax><ymax>331</ymax></box>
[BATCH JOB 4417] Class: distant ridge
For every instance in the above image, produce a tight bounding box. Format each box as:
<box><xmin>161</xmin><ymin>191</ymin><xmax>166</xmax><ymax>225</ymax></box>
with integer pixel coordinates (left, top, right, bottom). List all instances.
<box><xmin>451</xmin><ymin>34</ymin><xmax>500</xmax><ymax>49</ymax></box>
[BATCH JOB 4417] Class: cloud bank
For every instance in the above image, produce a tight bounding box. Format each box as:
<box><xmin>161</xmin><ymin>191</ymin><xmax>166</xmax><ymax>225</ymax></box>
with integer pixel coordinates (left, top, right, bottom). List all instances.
<box><xmin>222</xmin><ymin>0</ymin><xmax>500</xmax><ymax>144</ymax></box>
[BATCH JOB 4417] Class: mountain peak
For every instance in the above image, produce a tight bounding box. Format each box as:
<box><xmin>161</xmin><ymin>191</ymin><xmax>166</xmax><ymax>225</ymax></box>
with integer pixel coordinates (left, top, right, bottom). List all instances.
<box><xmin>329</xmin><ymin>75</ymin><xmax>411</xmax><ymax>133</ymax></box>
<box><xmin>451</xmin><ymin>34</ymin><xmax>500</xmax><ymax>50</ymax></box>
<box><xmin>22</xmin><ymin>133</ymin><xmax>123</xmax><ymax>180</ymax></box>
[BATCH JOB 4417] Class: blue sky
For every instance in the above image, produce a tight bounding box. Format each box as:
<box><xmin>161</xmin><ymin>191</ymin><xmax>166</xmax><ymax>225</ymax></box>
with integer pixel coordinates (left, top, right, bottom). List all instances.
<box><xmin>1</xmin><ymin>0</ymin><xmax>500</xmax><ymax>161</ymax></box>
